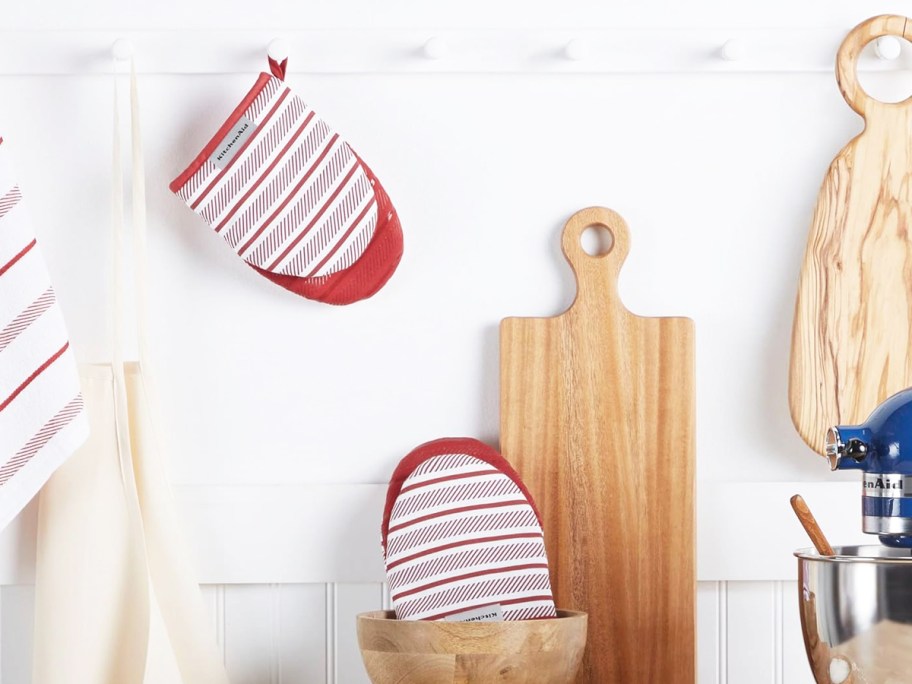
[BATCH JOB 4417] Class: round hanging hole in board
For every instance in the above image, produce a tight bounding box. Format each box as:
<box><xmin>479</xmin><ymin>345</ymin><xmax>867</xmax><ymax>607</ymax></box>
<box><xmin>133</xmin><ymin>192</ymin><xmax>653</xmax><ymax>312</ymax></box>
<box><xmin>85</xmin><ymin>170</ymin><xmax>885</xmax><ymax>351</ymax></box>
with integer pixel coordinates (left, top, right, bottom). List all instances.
<box><xmin>857</xmin><ymin>37</ymin><xmax>912</xmax><ymax>104</ymax></box>
<box><xmin>580</xmin><ymin>224</ymin><xmax>615</xmax><ymax>257</ymax></box>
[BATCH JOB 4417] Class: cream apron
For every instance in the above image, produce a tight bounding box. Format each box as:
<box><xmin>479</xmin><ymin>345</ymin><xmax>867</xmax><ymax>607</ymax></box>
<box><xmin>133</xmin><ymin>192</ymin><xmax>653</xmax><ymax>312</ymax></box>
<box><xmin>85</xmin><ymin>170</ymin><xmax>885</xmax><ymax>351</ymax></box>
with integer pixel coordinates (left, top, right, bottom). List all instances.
<box><xmin>31</xmin><ymin>59</ymin><xmax>230</xmax><ymax>684</ymax></box>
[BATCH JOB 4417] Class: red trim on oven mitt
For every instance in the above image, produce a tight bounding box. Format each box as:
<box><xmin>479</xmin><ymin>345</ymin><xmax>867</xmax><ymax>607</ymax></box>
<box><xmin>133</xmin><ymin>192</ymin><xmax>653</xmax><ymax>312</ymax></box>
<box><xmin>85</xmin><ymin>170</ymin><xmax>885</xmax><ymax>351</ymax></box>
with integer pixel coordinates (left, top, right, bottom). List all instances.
<box><xmin>170</xmin><ymin>67</ymin><xmax>403</xmax><ymax>306</ymax></box>
<box><xmin>381</xmin><ymin>438</ymin><xmax>557</xmax><ymax>622</ymax></box>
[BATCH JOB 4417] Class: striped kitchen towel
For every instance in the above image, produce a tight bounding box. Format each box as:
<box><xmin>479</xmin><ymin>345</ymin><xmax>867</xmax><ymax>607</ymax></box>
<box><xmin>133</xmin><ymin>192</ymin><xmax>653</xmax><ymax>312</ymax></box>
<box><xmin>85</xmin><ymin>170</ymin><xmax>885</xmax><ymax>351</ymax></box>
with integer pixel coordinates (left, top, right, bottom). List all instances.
<box><xmin>382</xmin><ymin>438</ymin><xmax>557</xmax><ymax>622</ymax></box>
<box><xmin>170</xmin><ymin>59</ymin><xmax>403</xmax><ymax>306</ymax></box>
<box><xmin>0</xmin><ymin>137</ymin><xmax>87</xmax><ymax>530</ymax></box>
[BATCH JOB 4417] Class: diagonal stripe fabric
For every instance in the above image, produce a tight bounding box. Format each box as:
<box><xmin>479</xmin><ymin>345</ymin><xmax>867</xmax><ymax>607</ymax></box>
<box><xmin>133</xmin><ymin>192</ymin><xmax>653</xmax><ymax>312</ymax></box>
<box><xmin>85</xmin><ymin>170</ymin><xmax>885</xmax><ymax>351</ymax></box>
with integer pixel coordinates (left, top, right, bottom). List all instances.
<box><xmin>383</xmin><ymin>438</ymin><xmax>557</xmax><ymax>622</ymax></box>
<box><xmin>0</xmin><ymin>137</ymin><xmax>88</xmax><ymax>531</ymax></box>
<box><xmin>170</xmin><ymin>70</ymin><xmax>402</xmax><ymax>306</ymax></box>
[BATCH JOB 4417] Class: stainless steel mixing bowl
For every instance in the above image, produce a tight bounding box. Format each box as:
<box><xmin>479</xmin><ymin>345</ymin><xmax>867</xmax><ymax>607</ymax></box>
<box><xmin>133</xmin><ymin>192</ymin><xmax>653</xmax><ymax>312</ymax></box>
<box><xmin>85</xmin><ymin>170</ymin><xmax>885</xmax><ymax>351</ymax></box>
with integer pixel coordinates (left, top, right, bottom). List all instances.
<box><xmin>796</xmin><ymin>545</ymin><xmax>912</xmax><ymax>683</ymax></box>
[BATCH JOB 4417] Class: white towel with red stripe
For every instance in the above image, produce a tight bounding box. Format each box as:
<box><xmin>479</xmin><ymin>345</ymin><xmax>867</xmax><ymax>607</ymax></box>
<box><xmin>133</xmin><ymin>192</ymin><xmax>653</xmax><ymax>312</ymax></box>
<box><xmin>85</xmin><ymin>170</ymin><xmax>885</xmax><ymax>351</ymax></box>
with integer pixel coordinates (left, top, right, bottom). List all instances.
<box><xmin>170</xmin><ymin>59</ymin><xmax>403</xmax><ymax>306</ymax></box>
<box><xmin>382</xmin><ymin>438</ymin><xmax>557</xmax><ymax>622</ymax></box>
<box><xmin>0</xmin><ymin>138</ymin><xmax>88</xmax><ymax>530</ymax></box>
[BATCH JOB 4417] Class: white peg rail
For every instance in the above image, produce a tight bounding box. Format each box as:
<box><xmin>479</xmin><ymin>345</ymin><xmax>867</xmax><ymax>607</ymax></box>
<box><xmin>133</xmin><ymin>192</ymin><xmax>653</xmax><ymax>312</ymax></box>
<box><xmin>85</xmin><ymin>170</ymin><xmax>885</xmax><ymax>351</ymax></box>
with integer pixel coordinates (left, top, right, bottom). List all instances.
<box><xmin>0</xmin><ymin>28</ymin><xmax>908</xmax><ymax>74</ymax></box>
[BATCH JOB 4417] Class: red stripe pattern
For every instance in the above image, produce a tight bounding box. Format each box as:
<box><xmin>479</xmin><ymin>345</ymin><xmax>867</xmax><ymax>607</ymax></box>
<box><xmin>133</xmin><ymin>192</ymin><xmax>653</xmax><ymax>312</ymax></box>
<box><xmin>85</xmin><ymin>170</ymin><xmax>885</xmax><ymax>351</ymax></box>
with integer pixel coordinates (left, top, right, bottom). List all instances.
<box><xmin>198</xmin><ymin>94</ymin><xmax>302</xmax><ymax>222</ymax></box>
<box><xmin>0</xmin><ymin>239</ymin><xmax>36</xmax><ymax>278</ymax></box>
<box><xmin>0</xmin><ymin>342</ymin><xmax>70</xmax><ymax>413</ymax></box>
<box><xmin>384</xmin><ymin>448</ymin><xmax>557</xmax><ymax>622</ymax></box>
<box><xmin>0</xmin><ymin>395</ymin><xmax>83</xmax><ymax>485</ymax></box>
<box><xmin>0</xmin><ymin>186</ymin><xmax>22</xmax><ymax>220</ymax></box>
<box><xmin>0</xmin><ymin>287</ymin><xmax>55</xmax><ymax>352</ymax></box>
<box><xmin>386</xmin><ymin>508</ymin><xmax>537</xmax><ymax>562</ymax></box>
<box><xmin>0</xmin><ymin>152</ymin><xmax>86</xmax><ymax>519</ymax></box>
<box><xmin>192</xmin><ymin>88</ymin><xmax>293</xmax><ymax>215</ymax></box>
<box><xmin>178</xmin><ymin>78</ymin><xmax>282</xmax><ymax>203</ymax></box>
<box><xmin>173</xmin><ymin>75</ymin><xmax>379</xmax><ymax>281</ymax></box>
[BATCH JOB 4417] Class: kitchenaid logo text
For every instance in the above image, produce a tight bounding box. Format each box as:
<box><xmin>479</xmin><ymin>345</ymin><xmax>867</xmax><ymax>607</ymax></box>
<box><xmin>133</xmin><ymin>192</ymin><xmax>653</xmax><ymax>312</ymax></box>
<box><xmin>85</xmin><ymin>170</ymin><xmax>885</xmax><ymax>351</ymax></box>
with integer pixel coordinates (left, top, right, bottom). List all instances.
<box><xmin>866</xmin><ymin>478</ymin><xmax>902</xmax><ymax>490</ymax></box>
<box><xmin>209</xmin><ymin>116</ymin><xmax>256</xmax><ymax>169</ymax></box>
<box><xmin>444</xmin><ymin>604</ymin><xmax>504</xmax><ymax>623</ymax></box>
<box><xmin>217</xmin><ymin>124</ymin><xmax>247</xmax><ymax>160</ymax></box>
<box><xmin>863</xmin><ymin>473</ymin><xmax>910</xmax><ymax>497</ymax></box>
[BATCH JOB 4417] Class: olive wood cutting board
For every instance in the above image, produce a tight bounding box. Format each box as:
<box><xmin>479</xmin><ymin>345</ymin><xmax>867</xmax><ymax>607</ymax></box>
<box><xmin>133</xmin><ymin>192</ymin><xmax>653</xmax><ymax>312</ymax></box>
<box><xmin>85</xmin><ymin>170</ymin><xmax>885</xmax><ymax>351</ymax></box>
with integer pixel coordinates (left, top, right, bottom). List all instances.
<box><xmin>500</xmin><ymin>207</ymin><xmax>695</xmax><ymax>683</ymax></box>
<box><xmin>790</xmin><ymin>15</ymin><xmax>912</xmax><ymax>454</ymax></box>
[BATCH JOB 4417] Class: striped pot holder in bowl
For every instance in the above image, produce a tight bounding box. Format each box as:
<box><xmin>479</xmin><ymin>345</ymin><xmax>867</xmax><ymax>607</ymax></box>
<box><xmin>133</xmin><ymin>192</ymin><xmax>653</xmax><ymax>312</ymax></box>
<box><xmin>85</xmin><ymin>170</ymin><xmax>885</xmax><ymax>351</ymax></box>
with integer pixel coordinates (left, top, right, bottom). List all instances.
<box><xmin>170</xmin><ymin>58</ymin><xmax>402</xmax><ymax>306</ymax></box>
<box><xmin>382</xmin><ymin>438</ymin><xmax>557</xmax><ymax>622</ymax></box>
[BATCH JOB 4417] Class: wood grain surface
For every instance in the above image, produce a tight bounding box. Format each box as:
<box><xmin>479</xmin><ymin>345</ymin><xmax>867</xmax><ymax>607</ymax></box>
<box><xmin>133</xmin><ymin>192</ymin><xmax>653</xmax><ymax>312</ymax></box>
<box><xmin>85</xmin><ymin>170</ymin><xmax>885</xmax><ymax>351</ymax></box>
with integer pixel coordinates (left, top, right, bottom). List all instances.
<box><xmin>500</xmin><ymin>207</ymin><xmax>695</xmax><ymax>683</ymax></box>
<box><xmin>356</xmin><ymin>610</ymin><xmax>587</xmax><ymax>684</ymax></box>
<box><xmin>789</xmin><ymin>495</ymin><xmax>836</xmax><ymax>556</ymax></box>
<box><xmin>790</xmin><ymin>15</ymin><xmax>912</xmax><ymax>454</ymax></box>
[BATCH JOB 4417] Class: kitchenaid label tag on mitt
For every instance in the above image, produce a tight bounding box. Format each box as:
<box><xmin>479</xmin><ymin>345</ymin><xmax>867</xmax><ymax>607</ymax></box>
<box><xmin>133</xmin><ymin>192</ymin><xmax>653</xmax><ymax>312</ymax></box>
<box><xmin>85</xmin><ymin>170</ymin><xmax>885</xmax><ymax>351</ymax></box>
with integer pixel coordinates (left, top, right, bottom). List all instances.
<box><xmin>208</xmin><ymin>116</ymin><xmax>256</xmax><ymax>169</ymax></box>
<box><xmin>443</xmin><ymin>604</ymin><xmax>504</xmax><ymax>623</ymax></box>
<box><xmin>863</xmin><ymin>473</ymin><xmax>912</xmax><ymax>497</ymax></box>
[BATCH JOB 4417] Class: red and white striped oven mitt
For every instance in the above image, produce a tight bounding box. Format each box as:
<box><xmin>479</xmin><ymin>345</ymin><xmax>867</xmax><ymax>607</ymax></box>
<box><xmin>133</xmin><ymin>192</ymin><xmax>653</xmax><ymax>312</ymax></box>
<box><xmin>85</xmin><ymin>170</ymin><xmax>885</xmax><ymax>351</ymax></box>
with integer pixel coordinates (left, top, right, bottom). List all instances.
<box><xmin>170</xmin><ymin>58</ymin><xmax>403</xmax><ymax>305</ymax></box>
<box><xmin>382</xmin><ymin>438</ymin><xmax>557</xmax><ymax>622</ymax></box>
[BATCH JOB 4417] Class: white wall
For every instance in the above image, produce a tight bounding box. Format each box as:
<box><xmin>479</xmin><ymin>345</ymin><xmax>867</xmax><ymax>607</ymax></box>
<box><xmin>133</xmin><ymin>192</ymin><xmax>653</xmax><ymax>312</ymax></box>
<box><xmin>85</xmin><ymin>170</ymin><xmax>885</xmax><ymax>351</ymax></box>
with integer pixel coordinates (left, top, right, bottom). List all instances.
<box><xmin>2</xmin><ymin>1</ymin><xmax>912</xmax><ymax>682</ymax></box>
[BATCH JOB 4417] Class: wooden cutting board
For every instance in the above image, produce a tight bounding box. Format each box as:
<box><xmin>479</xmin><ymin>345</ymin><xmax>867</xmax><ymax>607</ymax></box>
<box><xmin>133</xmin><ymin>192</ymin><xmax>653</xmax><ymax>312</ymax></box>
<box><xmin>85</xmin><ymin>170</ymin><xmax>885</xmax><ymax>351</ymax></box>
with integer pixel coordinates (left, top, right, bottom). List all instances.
<box><xmin>790</xmin><ymin>14</ymin><xmax>912</xmax><ymax>454</ymax></box>
<box><xmin>500</xmin><ymin>207</ymin><xmax>695</xmax><ymax>683</ymax></box>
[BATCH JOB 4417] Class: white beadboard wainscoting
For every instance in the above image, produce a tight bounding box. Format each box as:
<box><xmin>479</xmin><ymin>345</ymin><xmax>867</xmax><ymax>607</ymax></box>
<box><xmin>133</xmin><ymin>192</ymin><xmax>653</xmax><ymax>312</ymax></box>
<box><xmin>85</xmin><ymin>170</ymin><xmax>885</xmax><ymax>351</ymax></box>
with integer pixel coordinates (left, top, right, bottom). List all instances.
<box><xmin>0</xmin><ymin>482</ymin><xmax>869</xmax><ymax>683</ymax></box>
<box><xmin>0</xmin><ymin>581</ymin><xmax>808</xmax><ymax>684</ymax></box>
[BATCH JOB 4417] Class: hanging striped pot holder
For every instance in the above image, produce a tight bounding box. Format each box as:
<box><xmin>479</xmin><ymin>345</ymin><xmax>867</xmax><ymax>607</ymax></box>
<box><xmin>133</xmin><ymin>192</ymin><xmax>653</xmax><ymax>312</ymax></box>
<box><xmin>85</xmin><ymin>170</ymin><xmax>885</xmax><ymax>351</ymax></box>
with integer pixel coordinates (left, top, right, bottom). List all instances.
<box><xmin>169</xmin><ymin>58</ymin><xmax>403</xmax><ymax>306</ymax></box>
<box><xmin>382</xmin><ymin>438</ymin><xmax>557</xmax><ymax>622</ymax></box>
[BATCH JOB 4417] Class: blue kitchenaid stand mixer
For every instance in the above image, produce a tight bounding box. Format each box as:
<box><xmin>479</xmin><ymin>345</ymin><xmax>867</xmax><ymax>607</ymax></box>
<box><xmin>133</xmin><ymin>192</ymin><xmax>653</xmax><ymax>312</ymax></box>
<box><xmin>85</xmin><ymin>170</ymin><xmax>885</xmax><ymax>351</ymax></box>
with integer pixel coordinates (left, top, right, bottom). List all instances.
<box><xmin>827</xmin><ymin>387</ymin><xmax>912</xmax><ymax>548</ymax></box>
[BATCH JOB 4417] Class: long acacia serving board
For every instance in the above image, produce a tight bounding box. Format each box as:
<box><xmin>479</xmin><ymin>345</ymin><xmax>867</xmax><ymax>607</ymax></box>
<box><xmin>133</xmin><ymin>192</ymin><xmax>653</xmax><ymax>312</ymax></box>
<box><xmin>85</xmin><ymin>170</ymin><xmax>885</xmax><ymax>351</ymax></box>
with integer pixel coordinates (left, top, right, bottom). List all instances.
<box><xmin>500</xmin><ymin>207</ymin><xmax>695</xmax><ymax>683</ymax></box>
<box><xmin>790</xmin><ymin>15</ymin><xmax>912</xmax><ymax>453</ymax></box>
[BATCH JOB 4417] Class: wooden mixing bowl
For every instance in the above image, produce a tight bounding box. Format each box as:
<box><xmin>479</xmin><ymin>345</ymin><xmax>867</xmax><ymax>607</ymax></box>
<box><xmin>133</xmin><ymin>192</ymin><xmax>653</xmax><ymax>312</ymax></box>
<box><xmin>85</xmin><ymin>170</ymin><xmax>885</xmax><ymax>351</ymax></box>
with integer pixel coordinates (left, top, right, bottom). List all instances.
<box><xmin>356</xmin><ymin>609</ymin><xmax>587</xmax><ymax>684</ymax></box>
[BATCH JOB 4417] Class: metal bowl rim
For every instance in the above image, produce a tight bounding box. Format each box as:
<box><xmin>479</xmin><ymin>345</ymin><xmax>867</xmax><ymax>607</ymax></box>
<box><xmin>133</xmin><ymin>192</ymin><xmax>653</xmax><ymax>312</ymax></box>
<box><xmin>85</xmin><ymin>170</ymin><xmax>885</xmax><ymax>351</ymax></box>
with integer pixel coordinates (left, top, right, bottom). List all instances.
<box><xmin>794</xmin><ymin>545</ymin><xmax>912</xmax><ymax>564</ymax></box>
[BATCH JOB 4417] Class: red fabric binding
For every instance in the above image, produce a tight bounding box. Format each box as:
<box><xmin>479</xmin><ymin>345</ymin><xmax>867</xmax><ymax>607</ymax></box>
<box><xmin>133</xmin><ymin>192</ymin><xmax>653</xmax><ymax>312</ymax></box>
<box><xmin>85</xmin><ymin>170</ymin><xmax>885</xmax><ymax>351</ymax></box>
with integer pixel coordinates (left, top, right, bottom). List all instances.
<box><xmin>268</xmin><ymin>57</ymin><xmax>288</xmax><ymax>81</ymax></box>
<box><xmin>170</xmin><ymin>72</ymin><xmax>403</xmax><ymax>305</ymax></box>
<box><xmin>380</xmin><ymin>438</ymin><xmax>546</xmax><ymax>555</ymax></box>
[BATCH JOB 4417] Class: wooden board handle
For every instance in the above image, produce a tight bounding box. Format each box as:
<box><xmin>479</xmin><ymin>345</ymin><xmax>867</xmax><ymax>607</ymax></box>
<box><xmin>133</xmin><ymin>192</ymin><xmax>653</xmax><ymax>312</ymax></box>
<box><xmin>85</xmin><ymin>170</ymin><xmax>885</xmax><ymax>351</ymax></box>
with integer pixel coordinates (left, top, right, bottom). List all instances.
<box><xmin>836</xmin><ymin>15</ymin><xmax>912</xmax><ymax>117</ymax></box>
<box><xmin>561</xmin><ymin>206</ymin><xmax>631</xmax><ymax>305</ymax></box>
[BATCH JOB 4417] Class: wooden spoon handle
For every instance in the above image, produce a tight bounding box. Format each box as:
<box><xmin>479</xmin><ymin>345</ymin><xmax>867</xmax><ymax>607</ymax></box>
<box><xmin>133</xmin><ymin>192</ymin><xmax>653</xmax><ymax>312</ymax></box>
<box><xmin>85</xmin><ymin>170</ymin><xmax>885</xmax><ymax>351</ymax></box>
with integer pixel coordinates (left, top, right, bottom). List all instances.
<box><xmin>790</xmin><ymin>495</ymin><xmax>836</xmax><ymax>556</ymax></box>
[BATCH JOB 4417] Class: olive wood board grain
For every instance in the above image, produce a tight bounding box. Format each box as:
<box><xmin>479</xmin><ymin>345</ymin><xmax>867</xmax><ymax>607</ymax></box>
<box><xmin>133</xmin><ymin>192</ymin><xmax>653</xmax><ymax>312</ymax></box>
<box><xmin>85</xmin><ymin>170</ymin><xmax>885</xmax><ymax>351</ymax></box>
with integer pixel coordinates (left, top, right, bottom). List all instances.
<box><xmin>790</xmin><ymin>14</ymin><xmax>912</xmax><ymax>454</ymax></box>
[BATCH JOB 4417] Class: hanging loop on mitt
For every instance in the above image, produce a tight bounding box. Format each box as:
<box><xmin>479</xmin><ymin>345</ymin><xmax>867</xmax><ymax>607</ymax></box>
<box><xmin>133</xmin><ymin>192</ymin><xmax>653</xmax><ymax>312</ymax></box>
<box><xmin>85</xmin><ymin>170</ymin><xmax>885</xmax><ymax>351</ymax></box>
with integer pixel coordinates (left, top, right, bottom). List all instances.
<box><xmin>267</xmin><ymin>38</ymin><xmax>289</xmax><ymax>80</ymax></box>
